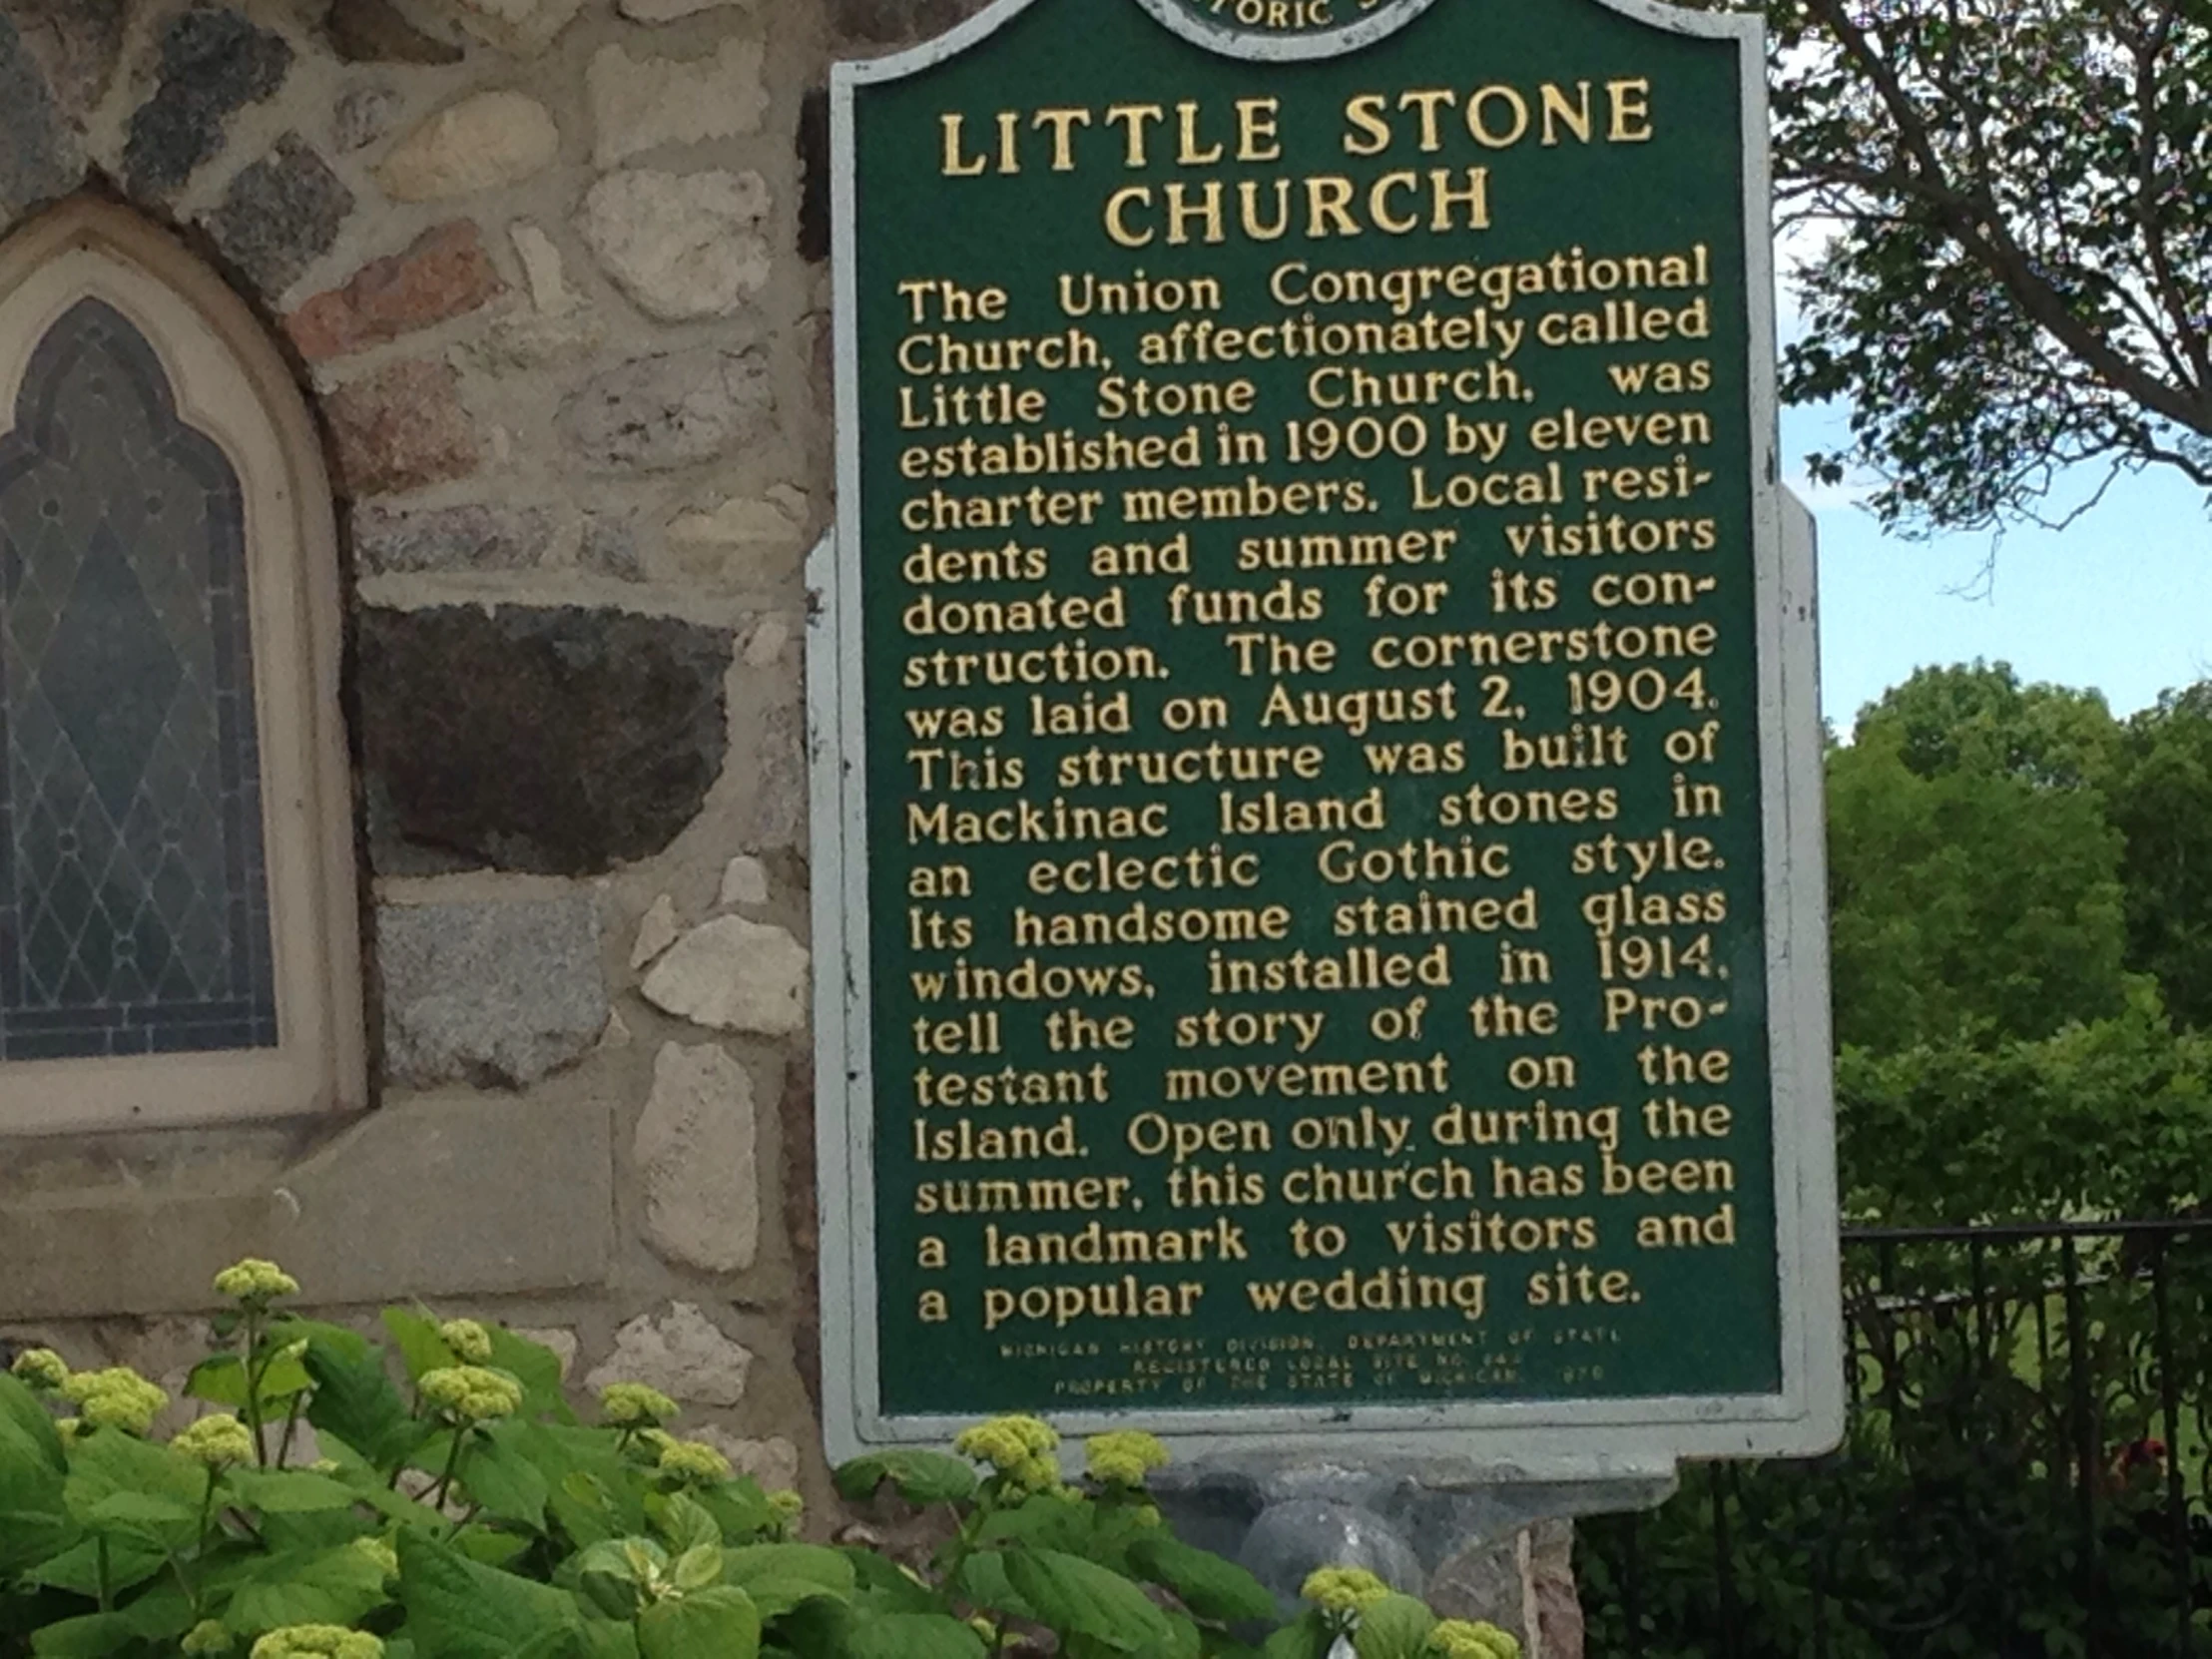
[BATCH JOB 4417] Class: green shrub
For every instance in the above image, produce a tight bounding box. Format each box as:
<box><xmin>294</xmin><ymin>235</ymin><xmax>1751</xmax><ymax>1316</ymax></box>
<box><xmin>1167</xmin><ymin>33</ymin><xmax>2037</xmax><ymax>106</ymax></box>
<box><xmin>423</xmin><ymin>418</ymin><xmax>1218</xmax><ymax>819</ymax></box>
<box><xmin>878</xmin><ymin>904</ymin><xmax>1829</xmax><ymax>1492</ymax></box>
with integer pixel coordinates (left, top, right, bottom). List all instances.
<box><xmin>0</xmin><ymin>1261</ymin><xmax>1520</xmax><ymax>1659</ymax></box>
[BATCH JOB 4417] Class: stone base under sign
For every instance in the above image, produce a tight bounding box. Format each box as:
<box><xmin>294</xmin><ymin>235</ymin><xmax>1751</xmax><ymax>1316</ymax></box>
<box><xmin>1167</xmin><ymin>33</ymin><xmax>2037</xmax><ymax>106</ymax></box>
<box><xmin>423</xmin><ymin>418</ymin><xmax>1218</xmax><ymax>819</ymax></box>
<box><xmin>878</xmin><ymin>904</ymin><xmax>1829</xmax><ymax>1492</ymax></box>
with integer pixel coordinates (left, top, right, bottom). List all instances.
<box><xmin>1150</xmin><ymin>1456</ymin><xmax>1678</xmax><ymax>1658</ymax></box>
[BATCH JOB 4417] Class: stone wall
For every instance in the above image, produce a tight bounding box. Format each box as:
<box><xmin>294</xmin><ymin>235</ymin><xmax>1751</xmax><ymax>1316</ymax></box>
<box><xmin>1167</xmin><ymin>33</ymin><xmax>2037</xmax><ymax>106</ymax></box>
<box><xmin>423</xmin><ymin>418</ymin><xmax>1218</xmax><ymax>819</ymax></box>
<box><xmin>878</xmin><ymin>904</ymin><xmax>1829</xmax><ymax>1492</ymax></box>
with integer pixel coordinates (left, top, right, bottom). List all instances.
<box><xmin>0</xmin><ymin>0</ymin><xmax>970</xmax><ymax>1509</ymax></box>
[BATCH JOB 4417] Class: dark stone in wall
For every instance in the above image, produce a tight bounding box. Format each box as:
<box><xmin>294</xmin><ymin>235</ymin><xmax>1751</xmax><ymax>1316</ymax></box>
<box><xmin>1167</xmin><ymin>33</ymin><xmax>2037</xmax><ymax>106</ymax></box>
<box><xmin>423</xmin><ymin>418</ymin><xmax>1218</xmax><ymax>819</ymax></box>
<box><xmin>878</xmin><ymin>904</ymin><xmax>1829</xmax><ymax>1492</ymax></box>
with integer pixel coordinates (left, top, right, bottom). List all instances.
<box><xmin>0</xmin><ymin>14</ymin><xmax>79</xmax><ymax>218</ymax></box>
<box><xmin>797</xmin><ymin>85</ymin><xmax>829</xmax><ymax>265</ymax></box>
<box><xmin>125</xmin><ymin>7</ymin><xmax>292</xmax><ymax>199</ymax></box>
<box><xmin>357</xmin><ymin>606</ymin><xmax>734</xmax><ymax>877</ymax></box>
<box><xmin>206</xmin><ymin>135</ymin><xmax>354</xmax><ymax>295</ymax></box>
<box><xmin>3</xmin><ymin>0</ymin><xmax>127</xmax><ymax>124</ymax></box>
<box><xmin>830</xmin><ymin>0</ymin><xmax>989</xmax><ymax>47</ymax></box>
<box><xmin>324</xmin><ymin>0</ymin><xmax>464</xmax><ymax>66</ymax></box>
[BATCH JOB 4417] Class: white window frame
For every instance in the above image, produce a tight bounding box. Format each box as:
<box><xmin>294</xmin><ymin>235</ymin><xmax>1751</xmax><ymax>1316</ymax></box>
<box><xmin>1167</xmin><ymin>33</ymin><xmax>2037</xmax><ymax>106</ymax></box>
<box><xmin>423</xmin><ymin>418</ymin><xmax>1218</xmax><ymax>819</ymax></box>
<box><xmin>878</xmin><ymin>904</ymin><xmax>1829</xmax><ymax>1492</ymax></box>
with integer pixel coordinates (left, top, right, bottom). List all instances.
<box><xmin>0</xmin><ymin>201</ymin><xmax>364</xmax><ymax>1134</ymax></box>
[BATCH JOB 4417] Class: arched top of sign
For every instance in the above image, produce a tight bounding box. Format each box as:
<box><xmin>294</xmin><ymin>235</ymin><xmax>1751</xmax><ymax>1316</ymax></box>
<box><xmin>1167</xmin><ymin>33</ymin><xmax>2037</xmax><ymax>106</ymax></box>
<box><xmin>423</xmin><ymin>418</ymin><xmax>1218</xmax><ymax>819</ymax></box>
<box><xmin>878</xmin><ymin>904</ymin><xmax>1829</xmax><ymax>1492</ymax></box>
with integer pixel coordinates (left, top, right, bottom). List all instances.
<box><xmin>1127</xmin><ymin>0</ymin><xmax>1442</xmax><ymax>62</ymax></box>
<box><xmin>837</xmin><ymin>0</ymin><xmax>1760</xmax><ymax>86</ymax></box>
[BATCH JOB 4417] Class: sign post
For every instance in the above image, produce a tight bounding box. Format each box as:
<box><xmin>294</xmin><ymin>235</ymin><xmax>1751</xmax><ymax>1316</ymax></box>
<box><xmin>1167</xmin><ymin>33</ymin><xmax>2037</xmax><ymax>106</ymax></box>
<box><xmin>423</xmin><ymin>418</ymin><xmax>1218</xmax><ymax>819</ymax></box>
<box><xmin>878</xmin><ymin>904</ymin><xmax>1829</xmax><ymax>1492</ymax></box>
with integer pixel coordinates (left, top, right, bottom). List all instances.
<box><xmin>814</xmin><ymin>0</ymin><xmax>1841</xmax><ymax>1472</ymax></box>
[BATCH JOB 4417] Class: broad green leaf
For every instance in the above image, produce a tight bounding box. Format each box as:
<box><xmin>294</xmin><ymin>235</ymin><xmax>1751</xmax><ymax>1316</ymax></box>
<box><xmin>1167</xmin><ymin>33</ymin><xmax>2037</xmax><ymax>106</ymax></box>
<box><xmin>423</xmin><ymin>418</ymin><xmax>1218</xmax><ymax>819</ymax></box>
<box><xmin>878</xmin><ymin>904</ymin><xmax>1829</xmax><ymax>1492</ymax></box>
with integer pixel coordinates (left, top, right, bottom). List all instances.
<box><xmin>638</xmin><ymin>1585</ymin><xmax>761</xmax><ymax>1659</ymax></box>
<box><xmin>673</xmin><ymin>1543</ymin><xmax>724</xmax><ymax>1593</ymax></box>
<box><xmin>85</xmin><ymin>1490</ymin><xmax>197</xmax><ymax>1527</ymax></box>
<box><xmin>29</xmin><ymin>1612</ymin><xmax>139</xmax><ymax>1658</ymax></box>
<box><xmin>577</xmin><ymin>1621</ymin><xmax>641</xmax><ymax>1659</ymax></box>
<box><xmin>1129</xmin><ymin>1534</ymin><xmax>1278</xmax><ymax>1625</ymax></box>
<box><xmin>382</xmin><ymin>1308</ymin><xmax>459</xmax><ymax>1382</ymax></box>
<box><xmin>453</xmin><ymin>1530</ymin><xmax>533</xmax><ymax>1570</ymax></box>
<box><xmin>397</xmin><ymin>1529</ymin><xmax>585</xmax><ymax>1659</ymax></box>
<box><xmin>487</xmin><ymin>1328</ymin><xmax>573</xmax><ymax>1424</ymax></box>
<box><xmin>267</xmin><ymin>1319</ymin><xmax>374</xmax><ymax>1366</ymax></box>
<box><xmin>188</xmin><ymin>1353</ymin><xmax>311</xmax><ymax>1409</ymax></box>
<box><xmin>691</xmin><ymin>1478</ymin><xmax>778</xmax><ymax>1544</ymax></box>
<box><xmin>1260</xmin><ymin>1618</ymin><xmax>1333</xmax><ymax>1659</ymax></box>
<box><xmin>1351</xmin><ymin>1594</ymin><xmax>1433</xmax><ymax>1659</ymax></box>
<box><xmin>844</xmin><ymin>1612</ymin><xmax>985</xmax><ymax>1659</ymax></box>
<box><xmin>22</xmin><ymin>1533</ymin><xmax>169</xmax><ymax>1597</ymax></box>
<box><xmin>459</xmin><ymin>1422</ymin><xmax>552</xmax><ymax>1530</ymax></box>
<box><xmin>0</xmin><ymin>1373</ymin><xmax>66</xmax><ymax>1470</ymax></box>
<box><xmin>832</xmin><ymin>1449</ymin><xmax>976</xmax><ymax>1505</ymax></box>
<box><xmin>1005</xmin><ymin>1548</ymin><xmax>1175</xmax><ymax>1652</ymax></box>
<box><xmin>228</xmin><ymin>1468</ymin><xmax>364</xmax><ymax>1515</ymax></box>
<box><xmin>722</xmin><ymin>1542</ymin><xmax>856</xmax><ymax>1620</ymax></box>
<box><xmin>950</xmin><ymin>1550</ymin><xmax>1036</xmax><ymax>1622</ymax></box>
<box><xmin>225</xmin><ymin>1543</ymin><xmax>392</xmax><ymax>1634</ymax></box>
<box><xmin>651</xmin><ymin>1492</ymin><xmax>723</xmax><ymax>1554</ymax></box>
<box><xmin>0</xmin><ymin>1403</ymin><xmax>73</xmax><ymax>1574</ymax></box>
<box><xmin>64</xmin><ymin>1430</ymin><xmax>204</xmax><ymax>1551</ymax></box>
<box><xmin>297</xmin><ymin>1334</ymin><xmax>423</xmax><ymax>1470</ymax></box>
<box><xmin>975</xmin><ymin>1496</ymin><xmax>1095</xmax><ymax>1553</ymax></box>
<box><xmin>842</xmin><ymin>1547</ymin><xmax>939</xmax><ymax>1615</ymax></box>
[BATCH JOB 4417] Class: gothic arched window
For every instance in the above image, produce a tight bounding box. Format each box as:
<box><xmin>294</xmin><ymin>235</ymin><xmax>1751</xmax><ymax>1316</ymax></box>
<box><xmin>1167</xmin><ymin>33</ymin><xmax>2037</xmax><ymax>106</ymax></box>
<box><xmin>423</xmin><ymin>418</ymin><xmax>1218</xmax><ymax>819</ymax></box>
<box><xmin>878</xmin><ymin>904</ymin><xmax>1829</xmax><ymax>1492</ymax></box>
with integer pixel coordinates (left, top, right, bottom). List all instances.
<box><xmin>0</xmin><ymin>203</ymin><xmax>361</xmax><ymax>1132</ymax></box>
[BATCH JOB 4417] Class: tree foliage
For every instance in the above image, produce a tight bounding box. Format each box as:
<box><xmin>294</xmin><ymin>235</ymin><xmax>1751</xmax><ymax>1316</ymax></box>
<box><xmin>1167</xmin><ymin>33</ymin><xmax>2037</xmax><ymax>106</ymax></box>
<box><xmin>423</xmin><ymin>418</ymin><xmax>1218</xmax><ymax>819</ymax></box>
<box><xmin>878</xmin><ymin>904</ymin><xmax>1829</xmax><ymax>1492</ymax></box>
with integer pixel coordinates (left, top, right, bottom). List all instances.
<box><xmin>1694</xmin><ymin>0</ymin><xmax>2212</xmax><ymax>532</ymax></box>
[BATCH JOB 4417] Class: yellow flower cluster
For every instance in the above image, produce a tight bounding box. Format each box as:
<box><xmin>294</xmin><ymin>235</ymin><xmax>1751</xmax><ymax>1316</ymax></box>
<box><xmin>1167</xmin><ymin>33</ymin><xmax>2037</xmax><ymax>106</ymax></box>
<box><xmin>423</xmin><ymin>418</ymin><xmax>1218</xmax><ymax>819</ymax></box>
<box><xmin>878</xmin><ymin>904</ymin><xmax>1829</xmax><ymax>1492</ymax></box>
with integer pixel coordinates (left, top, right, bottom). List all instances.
<box><xmin>438</xmin><ymin>1321</ymin><xmax>494</xmax><ymax>1364</ymax></box>
<box><xmin>954</xmin><ymin>1415</ymin><xmax>1061</xmax><ymax>1492</ymax></box>
<box><xmin>418</xmin><ymin>1367</ymin><xmax>521</xmax><ymax>1423</ymax></box>
<box><xmin>1301</xmin><ymin>1566</ymin><xmax>1394</xmax><ymax>1612</ymax></box>
<box><xmin>62</xmin><ymin>1368</ymin><xmax>169</xmax><ymax>1435</ymax></box>
<box><xmin>656</xmin><ymin>1438</ymin><xmax>734</xmax><ymax>1483</ymax></box>
<box><xmin>599</xmin><ymin>1382</ymin><xmax>679</xmax><ymax>1426</ymax></box>
<box><xmin>1426</xmin><ymin>1619</ymin><xmax>1521</xmax><ymax>1659</ymax></box>
<box><xmin>351</xmin><ymin>1536</ymin><xmax>399</xmax><ymax>1581</ymax></box>
<box><xmin>214</xmin><ymin>1259</ymin><xmax>300</xmax><ymax>1303</ymax></box>
<box><xmin>9</xmin><ymin>1348</ymin><xmax>69</xmax><ymax>1391</ymax></box>
<box><xmin>248</xmin><ymin>1625</ymin><xmax>382</xmax><ymax>1659</ymax></box>
<box><xmin>182</xmin><ymin>1621</ymin><xmax>235</xmax><ymax>1655</ymax></box>
<box><xmin>173</xmin><ymin>1413</ymin><xmax>256</xmax><ymax>1469</ymax></box>
<box><xmin>768</xmin><ymin>1489</ymin><xmax>805</xmax><ymax>1523</ymax></box>
<box><xmin>1084</xmin><ymin>1430</ymin><xmax>1170</xmax><ymax>1486</ymax></box>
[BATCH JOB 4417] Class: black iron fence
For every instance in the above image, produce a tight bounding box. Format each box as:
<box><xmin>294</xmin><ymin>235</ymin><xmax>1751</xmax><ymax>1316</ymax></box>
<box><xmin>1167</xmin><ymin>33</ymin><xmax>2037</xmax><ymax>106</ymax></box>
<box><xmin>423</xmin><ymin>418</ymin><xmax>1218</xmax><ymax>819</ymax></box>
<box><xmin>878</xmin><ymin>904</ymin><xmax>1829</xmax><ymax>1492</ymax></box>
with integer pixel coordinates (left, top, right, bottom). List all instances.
<box><xmin>1581</xmin><ymin>1220</ymin><xmax>2212</xmax><ymax>1658</ymax></box>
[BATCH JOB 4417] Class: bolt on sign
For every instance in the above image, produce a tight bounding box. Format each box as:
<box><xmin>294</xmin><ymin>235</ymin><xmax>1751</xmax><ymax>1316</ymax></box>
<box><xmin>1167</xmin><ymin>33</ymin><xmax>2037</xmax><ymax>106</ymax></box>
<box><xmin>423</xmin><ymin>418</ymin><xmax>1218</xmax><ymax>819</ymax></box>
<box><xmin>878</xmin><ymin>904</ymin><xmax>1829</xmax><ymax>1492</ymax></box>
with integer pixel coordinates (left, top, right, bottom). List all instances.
<box><xmin>812</xmin><ymin>0</ymin><xmax>1843</xmax><ymax>1466</ymax></box>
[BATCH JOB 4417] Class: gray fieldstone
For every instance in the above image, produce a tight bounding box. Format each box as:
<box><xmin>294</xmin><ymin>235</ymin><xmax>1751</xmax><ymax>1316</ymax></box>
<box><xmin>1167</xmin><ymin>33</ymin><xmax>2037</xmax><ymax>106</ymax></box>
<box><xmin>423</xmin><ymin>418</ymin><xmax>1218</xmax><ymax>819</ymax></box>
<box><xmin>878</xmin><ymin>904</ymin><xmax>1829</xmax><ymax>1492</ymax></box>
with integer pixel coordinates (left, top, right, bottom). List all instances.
<box><xmin>719</xmin><ymin>855</ymin><xmax>770</xmax><ymax>908</ymax></box>
<box><xmin>375</xmin><ymin>91</ymin><xmax>559</xmax><ymax>201</ymax></box>
<box><xmin>356</xmin><ymin>605</ymin><xmax>733</xmax><ymax>876</ymax></box>
<box><xmin>352</xmin><ymin>503</ymin><xmax>560</xmax><ymax>576</ymax></box>
<box><xmin>333</xmin><ymin>85</ymin><xmax>404</xmax><ymax>152</ymax></box>
<box><xmin>1238</xmin><ymin>1500</ymin><xmax>1425</xmax><ymax>1617</ymax></box>
<box><xmin>326</xmin><ymin>0</ymin><xmax>465</xmax><ymax>64</ymax></box>
<box><xmin>377</xmin><ymin>896</ymin><xmax>608</xmax><ymax>1089</ymax></box>
<box><xmin>577</xmin><ymin>169</ymin><xmax>772</xmax><ymax>322</ymax></box>
<box><xmin>695</xmin><ymin>1429</ymin><xmax>799</xmax><ymax>1491</ymax></box>
<box><xmin>5</xmin><ymin>0</ymin><xmax>127</xmax><ymax>122</ymax></box>
<box><xmin>641</xmin><ymin>915</ymin><xmax>809</xmax><ymax>1037</ymax></box>
<box><xmin>587</xmin><ymin>39</ymin><xmax>769</xmax><ymax>169</ymax></box>
<box><xmin>635</xmin><ymin>1041</ymin><xmax>760</xmax><ymax>1275</ymax></box>
<box><xmin>584</xmin><ymin>1303</ymin><xmax>754</xmax><ymax>1406</ymax></box>
<box><xmin>429</xmin><ymin>0</ymin><xmax>583</xmax><ymax>56</ymax></box>
<box><xmin>0</xmin><ymin>14</ymin><xmax>80</xmax><ymax>219</ymax></box>
<box><xmin>663</xmin><ymin>492</ymin><xmax>807</xmax><ymax>587</ymax></box>
<box><xmin>557</xmin><ymin>345</ymin><xmax>774</xmax><ymax>473</ymax></box>
<box><xmin>618</xmin><ymin>0</ymin><xmax>747</xmax><ymax>19</ymax></box>
<box><xmin>631</xmin><ymin>894</ymin><xmax>681</xmax><ymax>969</ymax></box>
<box><xmin>509</xmin><ymin>222</ymin><xmax>581</xmax><ymax>313</ymax></box>
<box><xmin>206</xmin><ymin>136</ymin><xmax>355</xmax><ymax>296</ymax></box>
<box><xmin>581</xmin><ymin>514</ymin><xmax>646</xmax><ymax>582</ymax></box>
<box><xmin>125</xmin><ymin>8</ymin><xmax>292</xmax><ymax>197</ymax></box>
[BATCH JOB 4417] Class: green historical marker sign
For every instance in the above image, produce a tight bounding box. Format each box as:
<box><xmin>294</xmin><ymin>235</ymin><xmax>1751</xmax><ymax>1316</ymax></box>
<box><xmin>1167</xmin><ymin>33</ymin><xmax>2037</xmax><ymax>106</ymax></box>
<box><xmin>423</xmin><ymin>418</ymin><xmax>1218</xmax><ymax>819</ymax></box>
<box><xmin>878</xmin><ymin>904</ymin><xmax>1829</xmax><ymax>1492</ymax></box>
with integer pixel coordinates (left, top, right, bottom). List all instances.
<box><xmin>814</xmin><ymin>0</ymin><xmax>1842</xmax><ymax>1466</ymax></box>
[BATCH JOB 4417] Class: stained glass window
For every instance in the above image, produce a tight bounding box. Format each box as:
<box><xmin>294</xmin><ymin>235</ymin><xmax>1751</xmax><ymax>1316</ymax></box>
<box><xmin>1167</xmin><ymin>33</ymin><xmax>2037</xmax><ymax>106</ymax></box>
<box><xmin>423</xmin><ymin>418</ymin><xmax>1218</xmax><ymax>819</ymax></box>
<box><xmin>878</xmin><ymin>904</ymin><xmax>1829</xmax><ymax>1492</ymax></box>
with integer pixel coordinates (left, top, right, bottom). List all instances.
<box><xmin>0</xmin><ymin>297</ymin><xmax>278</xmax><ymax>1060</ymax></box>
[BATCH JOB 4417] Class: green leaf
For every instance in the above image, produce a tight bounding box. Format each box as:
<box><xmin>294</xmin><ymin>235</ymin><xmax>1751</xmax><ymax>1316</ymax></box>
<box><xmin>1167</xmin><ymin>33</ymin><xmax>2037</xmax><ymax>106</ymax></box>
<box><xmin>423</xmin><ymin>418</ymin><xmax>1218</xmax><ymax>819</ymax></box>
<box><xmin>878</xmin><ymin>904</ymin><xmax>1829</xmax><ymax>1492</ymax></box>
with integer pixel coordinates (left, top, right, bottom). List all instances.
<box><xmin>975</xmin><ymin>1495</ymin><xmax>1094</xmax><ymax>1553</ymax></box>
<box><xmin>29</xmin><ymin>1612</ymin><xmax>140</xmax><ymax>1658</ymax></box>
<box><xmin>690</xmin><ymin>1479</ymin><xmax>778</xmax><ymax>1544</ymax></box>
<box><xmin>844</xmin><ymin>1612</ymin><xmax>985</xmax><ymax>1659</ymax></box>
<box><xmin>1260</xmin><ymin>1617</ymin><xmax>1333</xmax><ymax>1659</ymax></box>
<box><xmin>832</xmin><ymin>1449</ymin><xmax>977</xmax><ymax>1505</ymax></box>
<box><xmin>0</xmin><ymin>1398</ymin><xmax>73</xmax><ymax>1574</ymax></box>
<box><xmin>228</xmin><ymin>1468</ymin><xmax>365</xmax><ymax>1515</ymax></box>
<box><xmin>651</xmin><ymin>1492</ymin><xmax>723</xmax><ymax>1555</ymax></box>
<box><xmin>1352</xmin><ymin>1595</ymin><xmax>1434</xmax><ymax>1659</ymax></box>
<box><xmin>950</xmin><ymin>1550</ymin><xmax>1035</xmax><ymax>1622</ymax></box>
<box><xmin>225</xmin><ymin>1543</ymin><xmax>393</xmax><ymax>1634</ymax></box>
<box><xmin>577</xmin><ymin>1621</ymin><xmax>641</xmax><ymax>1659</ymax></box>
<box><xmin>85</xmin><ymin>1490</ymin><xmax>198</xmax><ymax>1527</ymax></box>
<box><xmin>63</xmin><ymin>1430</ymin><xmax>204</xmax><ymax>1549</ymax></box>
<box><xmin>452</xmin><ymin>1529</ymin><xmax>532</xmax><ymax>1570</ymax></box>
<box><xmin>189</xmin><ymin>1354</ymin><xmax>312</xmax><ymax>1410</ymax></box>
<box><xmin>638</xmin><ymin>1586</ymin><xmax>761</xmax><ymax>1659</ymax></box>
<box><xmin>267</xmin><ymin>1319</ymin><xmax>374</xmax><ymax>1366</ymax></box>
<box><xmin>574</xmin><ymin>1540</ymin><xmax>654</xmax><ymax>1620</ymax></box>
<box><xmin>297</xmin><ymin>1334</ymin><xmax>423</xmax><ymax>1470</ymax></box>
<box><xmin>23</xmin><ymin>1532</ymin><xmax>170</xmax><ymax>1597</ymax></box>
<box><xmin>842</xmin><ymin>1547</ymin><xmax>939</xmax><ymax>1615</ymax></box>
<box><xmin>383</xmin><ymin>1308</ymin><xmax>459</xmax><ymax>1382</ymax></box>
<box><xmin>0</xmin><ymin>1373</ymin><xmax>66</xmax><ymax>1470</ymax></box>
<box><xmin>397</xmin><ymin>1528</ymin><xmax>586</xmax><ymax>1659</ymax></box>
<box><xmin>722</xmin><ymin>1542</ymin><xmax>855</xmax><ymax>1620</ymax></box>
<box><xmin>460</xmin><ymin>1421</ymin><xmax>552</xmax><ymax>1530</ymax></box>
<box><xmin>1005</xmin><ymin>1548</ymin><xmax>1176</xmax><ymax>1652</ymax></box>
<box><xmin>673</xmin><ymin>1543</ymin><xmax>724</xmax><ymax>1593</ymax></box>
<box><xmin>486</xmin><ymin>1328</ymin><xmax>573</xmax><ymax>1425</ymax></box>
<box><xmin>1129</xmin><ymin>1535</ymin><xmax>1278</xmax><ymax>1626</ymax></box>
